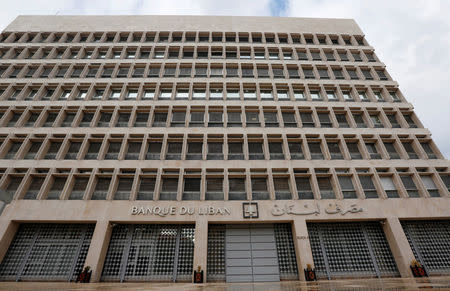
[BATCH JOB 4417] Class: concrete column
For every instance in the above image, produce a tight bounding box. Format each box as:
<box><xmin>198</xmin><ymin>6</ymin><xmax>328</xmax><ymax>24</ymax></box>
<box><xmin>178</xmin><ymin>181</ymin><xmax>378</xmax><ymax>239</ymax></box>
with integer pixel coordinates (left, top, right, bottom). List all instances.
<box><xmin>83</xmin><ymin>220</ymin><xmax>111</xmax><ymax>282</ymax></box>
<box><xmin>0</xmin><ymin>219</ymin><xmax>18</xmax><ymax>263</ymax></box>
<box><xmin>383</xmin><ymin>217</ymin><xmax>414</xmax><ymax>278</ymax></box>
<box><xmin>292</xmin><ymin>218</ymin><xmax>314</xmax><ymax>281</ymax></box>
<box><xmin>192</xmin><ymin>218</ymin><xmax>208</xmax><ymax>282</ymax></box>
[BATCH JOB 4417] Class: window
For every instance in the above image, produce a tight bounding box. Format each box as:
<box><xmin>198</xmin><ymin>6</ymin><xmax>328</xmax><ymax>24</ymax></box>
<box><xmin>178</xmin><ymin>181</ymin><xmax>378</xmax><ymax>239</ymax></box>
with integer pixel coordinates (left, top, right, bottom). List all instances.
<box><xmin>373</xmin><ymin>91</ymin><xmax>384</xmax><ymax>102</ymax></box>
<box><xmin>403</xmin><ymin>114</ymin><xmax>417</xmax><ymax>128</ymax></box>
<box><xmin>69</xmin><ymin>177</ymin><xmax>88</xmax><ymax>200</ymax></box>
<box><xmin>193</xmin><ymin>89</ymin><xmax>206</xmax><ymax>99</ymax></box>
<box><xmin>318</xmin><ymin>68</ymin><xmax>329</xmax><ymax>79</ymax></box>
<box><xmin>300</xmin><ymin>112</ymin><xmax>315</xmax><ymax>127</ymax></box>
<box><xmin>152</xmin><ymin>112</ymin><xmax>167</xmax><ymax>127</ymax></box>
<box><xmin>146</xmin><ymin>142</ymin><xmax>162</xmax><ymax>160</ymax></box>
<box><xmin>176</xmin><ymin>89</ymin><xmax>189</xmax><ymax>100</ymax></box>
<box><xmin>166</xmin><ymin>142</ymin><xmax>182</xmax><ymax>160</ymax></box>
<box><xmin>272</xmin><ymin>67</ymin><xmax>284</xmax><ymax>78</ymax></box>
<box><xmin>91</xmin><ymin>177</ymin><xmax>111</xmax><ymax>200</ymax></box>
<box><xmin>23</xmin><ymin>177</ymin><xmax>44</xmax><ymax>199</ymax></box>
<box><xmin>296</xmin><ymin>177</ymin><xmax>314</xmax><ymax>199</ymax></box>
<box><xmin>376</xmin><ymin>70</ymin><xmax>388</xmax><ymax>80</ymax></box>
<box><xmin>402</xmin><ymin>142</ymin><xmax>418</xmax><ymax>159</ymax></box>
<box><xmin>228</xmin><ymin>142</ymin><xmax>244</xmax><ymax>160</ymax></box>
<box><xmin>288</xmin><ymin>142</ymin><xmax>304</xmax><ymax>160</ymax></box>
<box><xmin>113</xmin><ymin>178</ymin><xmax>133</xmax><ymax>200</ymax></box>
<box><xmin>210</xmin><ymin>66</ymin><xmax>223</xmax><ymax>77</ymax></box>
<box><xmin>105</xmin><ymin>142</ymin><xmax>122</xmax><ymax>160</ymax></box>
<box><xmin>274</xmin><ymin>178</ymin><xmax>291</xmax><ymax>200</ymax></box>
<box><xmin>227</xmin><ymin>112</ymin><xmax>241</xmax><ymax>127</ymax></box>
<box><xmin>294</xmin><ymin>90</ymin><xmax>305</xmax><ymax>100</ymax></box>
<box><xmin>339</xmin><ymin>52</ymin><xmax>349</xmax><ymax>61</ymax></box>
<box><xmin>326</xmin><ymin>91</ymin><xmax>337</xmax><ymax>101</ymax></box>
<box><xmin>260</xmin><ymin>90</ymin><xmax>273</xmax><ymax>100</ymax></box>
<box><xmin>189</xmin><ymin>111</ymin><xmax>204</xmax><ymax>127</ymax></box>
<box><xmin>370</xmin><ymin>114</ymin><xmax>383</xmax><ymax>128</ymax></box>
<box><xmin>338</xmin><ymin>176</ymin><xmax>357</xmax><ymax>198</ymax></box>
<box><xmin>366</xmin><ymin>142</ymin><xmax>381</xmax><ymax>159</ymax></box>
<box><xmin>98</xmin><ymin>112</ymin><xmax>112</xmax><ymax>127</ymax></box>
<box><xmin>137</xmin><ymin>177</ymin><xmax>155</xmax><ymax>200</ymax></box>
<box><xmin>386</xmin><ymin>114</ymin><xmax>400</xmax><ymax>128</ymax></box>
<box><xmin>264</xmin><ymin>112</ymin><xmax>278</xmax><ymax>127</ymax></box>
<box><xmin>25</xmin><ymin>113</ymin><xmax>39</xmax><ymax>127</ymax></box>
<box><xmin>160</xmin><ymin>178</ymin><xmax>178</xmax><ymax>200</ymax></box>
<box><xmin>389</xmin><ymin>91</ymin><xmax>401</xmax><ymax>102</ymax></box>
<box><xmin>282</xmin><ymin>112</ymin><xmax>296</xmax><ymax>127</ymax></box>
<box><xmin>318</xmin><ymin>113</ymin><xmax>332</xmax><ymax>127</ymax></box>
<box><xmin>335</xmin><ymin>113</ymin><xmax>349</xmax><ymax>128</ymax></box>
<box><xmin>248</xmin><ymin>142</ymin><xmax>264</xmax><ymax>160</ymax></box>
<box><xmin>61</xmin><ymin>112</ymin><xmax>75</xmax><ymax>127</ymax></box>
<box><xmin>308</xmin><ymin>142</ymin><xmax>323</xmax><ymax>160</ymax></box>
<box><xmin>242</xmin><ymin>66</ymin><xmax>254</xmax><ymax>78</ymax></box>
<box><xmin>208</xmin><ymin>112</ymin><xmax>223</xmax><ymax>127</ymax></box>
<box><xmin>328</xmin><ymin>142</ymin><xmax>343</xmax><ymax>159</ymax></box>
<box><xmin>229</xmin><ymin>178</ymin><xmax>246</xmax><ymax>200</ymax></box>
<box><xmin>171</xmin><ymin>111</ymin><xmax>186</xmax><ymax>127</ymax></box>
<box><xmin>421</xmin><ymin>176</ymin><xmax>440</xmax><ymax>197</ymax></box>
<box><xmin>206</xmin><ymin>178</ymin><xmax>223</xmax><ymax>200</ymax></box>
<box><xmin>317</xmin><ymin>177</ymin><xmax>335</xmax><ymax>199</ymax></box>
<box><xmin>183</xmin><ymin>178</ymin><xmax>201</xmax><ymax>200</ymax></box>
<box><xmin>125</xmin><ymin>142</ymin><xmax>141</xmax><ymax>160</ymax></box>
<box><xmin>333</xmin><ymin>68</ymin><xmax>344</xmax><ymax>79</ymax></box>
<box><xmin>187</xmin><ymin>142</ymin><xmax>203</xmax><ymax>160</ymax></box>
<box><xmin>117</xmin><ymin>67</ymin><xmax>129</xmax><ymax>78</ymax></box>
<box><xmin>346</xmin><ymin>142</ymin><xmax>362</xmax><ymax>159</ymax></box>
<box><xmin>44</xmin><ymin>141</ymin><xmax>62</xmax><ymax>159</ymax></box>
<box><xmin>143</xmin><ymin>90</ymin><xmax>155</xmax><ymax>100</ymax></box>
<box><xmin>5</xmin><ymin>142</ymin><xmax>22</xmax><ymax>159</ymax></box>
<box><xmin>421</xmin><ymin>142</ymin><xmax>437</xmax><ymax>159</ymax></box>
<box><xmin>252</xmin><ymin>177</ymin><xmax>269</xmax><ymax>200</ymax></box>
<box><xmin>380</xmin><ymin>176</ymin><xmax>399</xmax><ymax>198</ymax></box>
<box><xmin>310</xmin><ymin>91</ymin><xmax>321</xmax><ymax>100</ymax></box>
<box><xmin>400</xmin><ymin>176</ymin><xmax>420</xmax><ymax>198</ymax></box>
<box><xmin>361</xmin><ymin>69</ymin><xmax>373</xmax><ymax>80</ymax></box>
<box><xmin>269</xmin><ymin>142</ymin><xmax>284</xmax><ymax>159</ymax></box>
<box><xmin>43</xmin><ymin>112</ymin><xmax>57</xmax><ymax>127</ymax></box>
<box><xmin>358</xmin><ymin>91</ymin><xmax>369</xmax><ymax>101</ymax></box>
<box><xmin>303</xmin><ymin>68</ymin><xmax>315</xmax><ymax>79</ymax></box>
<box><xmin>384</xmin><ymin>142</ymin><xmax>400</xmax><ymax>159</ymax></box>
<box><xmin>109</xmin><ymin>90</ymin><xmax>121</xmax><ymax>100</ymax></box>
<box><xmin>207</xmin><ymin>142</ymin><xmax>223</xmax><ymax>160</ymax></box>
<box><xmin>24</xmin><ymin>142</ymin><xmax>41</xmax><ymax>159</ymax></box>
<box><xmin>347</xmin><ymin>68</ymin><xmax>358</xmax><ymax>79</ymax></box>
<box><xmin>148</xmin><ymin>66</ymin><xmax>160</xmax><ymax>77</ymax></box>
<box><xmin>64</xmin><ymin>141</ymin><xmax>81</xmax><ymax>159</ymax></box>
<box><xmin>210</xmin><ymin>89</ymin><xmax>223</xmax><ymax>99</ymax></box>
<box><xmin>246</xmin><ymin>112</ymin><xmax>260</xmax><ymax>127</ymax></box>
<box><xmin>359</xmin><ymin>176</ymin><xmax>378</xmax><ymax>198</ymax></box>
<box><xmin>116</xmin><ymin>112</ymin><xmax>130</xmax><ymax>127</ymax></box>
<box><xmin>352</xmin><ymin>113</ymin><xmax>366</xmax><ymax>127</ymax></box>
<box><xmin>85</xmin><ymin>142</ymin><xmax>102</xmax><ymax>160</ymax></box>
<box><xmin>439</xmin><ymin>174</ymin><xmax>450</xmax><ymax>192</ymax></box>
<box><xmin>352</xmin><ymin>52</ymin><xmax>362</xmax><ymax>62</ymax></box>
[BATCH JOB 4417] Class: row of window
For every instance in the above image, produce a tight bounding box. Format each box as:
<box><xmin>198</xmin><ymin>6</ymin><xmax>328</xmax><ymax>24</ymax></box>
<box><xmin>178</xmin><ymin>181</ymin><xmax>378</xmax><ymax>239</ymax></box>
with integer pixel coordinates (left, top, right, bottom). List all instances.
<box><xmin>0</xmin><ymin>46</ymin><xmax>378</xmax><ymax>62</ymax></box>
<box><xmin>0</xmin><ymin>105</ymin><xmax>420</xmax><ymax>129</ymax></box>
<box><xmin>2</xmin><ymin>167</ymin><xmax>448</xmax><ymax>202</ymax></box>
<box><xmin>1</xmin><ymin>133</ymin><xmax>439</xmax><ymax>161</ymax></box>
<box><xmin>0</xmin><ymin>62</ymin><xmax>391</xmax><ymax>82</ymax></box>
<box><xmin>1</xmin><ymin>31</ymin><xmax>367</xmax><ymax>46</ymax></box>
<box><xmin>1</xmin><ymin>82</ymin><xmax>402</xmax><ymax>103</ymax></box>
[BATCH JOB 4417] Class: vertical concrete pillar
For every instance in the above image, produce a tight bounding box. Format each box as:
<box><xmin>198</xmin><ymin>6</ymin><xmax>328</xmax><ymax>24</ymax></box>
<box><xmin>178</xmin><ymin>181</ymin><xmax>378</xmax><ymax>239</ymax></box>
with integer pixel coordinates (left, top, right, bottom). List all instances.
<box><xmin>383</xmin><ymin>217</ymin><xmax>414</xmax><ymax>278</ymax></box>
<box><xmin>193</xmin><ymin>218</ymin><xmax>208</xmax><ymax>282</ymax></box>
<box><xmin>0</xmin><ymin>219</ymin><xmax>18</xmax><ymax>263</ymax></box>
<box><xmin>292</xmin><ymin>218</ymin><xmax>314</xmax><ymax>281</ymax></box>
<box><xmin>83</xmin><ymin>220</ymin><xmax>111</xmax><ymax>282</ymax></box>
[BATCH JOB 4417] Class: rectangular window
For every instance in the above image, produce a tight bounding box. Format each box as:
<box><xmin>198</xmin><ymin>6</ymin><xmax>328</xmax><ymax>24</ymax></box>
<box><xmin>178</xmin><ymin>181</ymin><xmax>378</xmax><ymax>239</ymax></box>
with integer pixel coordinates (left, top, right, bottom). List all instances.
<box><xmin>386</xmin><ymin>114</ymin><xmax>401</xmax><ymax>128</ymax></box>
<box><xmin>152</xmin><ymin>112</ymin><xmax>167</xmax><ymax>127</ymax></box>
<box><xmin>300</xmin><ymin>112</ymin><xmax>315</xmax><ymax>127</ymax></box>
<box><xmin>352</xmin><ymin>113</ymin><xmax>366</xmax><ymax>128</ymax></box>
<box><xmin>246</xmin><ymin>112</ymin><xmax>260</xmax><ymax>127</ymax></box>
<box><xmin>248</xmin><ymin>142</ymin><xmax>264</xmax><ymax>160</ymax></box>
<box><xmin>365</xmin><ymin>142</ymin><xmax>381</xmax><ymax>159</ymax></box>
<box><xmin>23</xmin><ymin>177</ymin><xmax>45</xmax><ymax>199</ymax></box>
<box><xmin>206</xmin><ymin>178</ymin><xmax>223</xmax><ymax>200</ymax></box>
<box><xmin>171</xmin><ymin>111</ymin><xmax>186</xmax><ymax>127</ymax></box>
<box><xmin>317</xmin><ymin>177</ymin><xmax>335</xmax><ymax>199</ymax></box>
<box><xmin>98</xmin><ymin>112</ymin><xmax>112</xmax><ymax>127</ymax></box>
<box><xmin>318</xmin><ymin>113</ymin><xmax>332</xmax><ymax>128</ymax></box>
<box><xmin>137</xmin><ymin>177</ymin><xmax>155</xmax><ymax>200</ymax></box>
<box><xmin>295</xmin><ymin>177</ymin><xmax>314</xmax><ymax>199</ymax></box>
<box><xmin>274</xmin><ymin>177</ymin><xmax>291</xmax><ymax>200</ymax></box>
<box><xmin>146</xmin><ymin>142</ymin><xmax>162</xmax><ymax>160</ymax></box>
<box><xmin>64</xmin><ymin>141</ymin><xmax>81</xmax><ymax>159</ymax></box>
<box><xmin>105</xmin><ymin>142</ymin><xmax>122</xmax><ymax>160</ymax></box>
<box><xmin>24</xmin><ymin>142</ymin><xmax>41</xmax><ymax>159</ymax></box>
<box><xmin>338</xmin><ymin>176</ymin><xmax>357</xmax><ymax>198</ymax></box>
<box><xmin>402</xmin><ymin>142</ymin><xmax>418</xmax><ymax>159</ymax></box>
<box><xmin>384</xmin><ymin>142</ymin><xmax>400</xmax><ymax>159</ymax></box>
<box><xmin>227</xmin><ymin>112</ymin><xmax>241</xmax><ymax>127</ymax></box>
<box><xmin>380</xmin><ymin>177</ymin><xmax>399</xmax><ymax>198</ymax></box>
<box><xmin>91</xmin><ymin>177</ymin><xmax>111</xmax><ymax>200</ymax></box>
<box><xmin>44</xmin><ymin>141</ymin><xmax>62</xmax><ymax>159</ymax></box>
<box><xmin>228</xmin><ymin>142</ymin><xmax>244</xmax><ymax>160</ymax></box>
<box><xmin>400</xmin><ymin>176</ymin><xmax>420</xmax><ymax>198</ymax></box>
<box><xmin>308</xmin><ymin>142</ymin><xmax>323</xmax><ymax>160</ymax></box>
<box><xmin>125</xmin><ymin>142</ymin><xmax>141</xmax><ymax>160</ymax></box>
<box><xmin>288</xmin><ymin>142</ymin><xmax>304</xmax><ymax>160</ymax></box>
<box><xmin>69</xmin><ymin>177</ymin><xmax>88</xmax><ymax>200</ymax></box>
<box><xmin>189</xmin><ymin>112</ymin><xmax>204</xmax><ymax>127</ymax></box>
<box><xmin>183</xmin><ymin>178</ymin><xmax>201</xmax><ymax>200</ymax></box>
<box><xmin>421</xmin><ymin>142</ymin><xmax>437</xmax><ymax>159</ymax></box>
<box><xmin>421</xmin><ymin>176</ymin><xmax>440</xmax><ymax>197</ymax></box>
<box><xmin>264</xmin><ymin>112</ymin><xmax>278</xmax><ymax>127</ymax></box>
<box><xmin>335</xmin><ymin>113</ymin><xmax>349</xmax><ymax>128</ymax></box>
<box><xmin>359</xmin><ymin>176</ymin><xmax>378</xmax><ymax>198</ymax></box>
<box><xmin>113</xmin><ymin>177</ymin><xmax>133</xmax><ymax>200</ymax></box>
<box><xmin>327</xmin><ymin>142</ymin><xmax>343</xmax><ymax>159</ymax></box>
<box><xmin>160</xmin><ymin>178</ymin><xmax>178</xmax><ymax>200</ymax></box>
<box><xmin>229</xmin><ymin>178</ymin><xmax>246</xmax><ymax>200</ymax></box>
<box><xmin>269</xmin><ymin>142</ymin><xmax>284</xmax><ymax>160</ymax></box>
<box><xmin>252</xmin><ymin>177</ymin><xmax>269</xmax><ymax>200</ymax></box>
<box><xmin>166</xmin><ymin>142</ymin><xmax>182</xmax><ymax>160</ymax></box>
<box><xmin>116</xmin><ymin>113</ymin><xmax>130</xmax><ymax>127</ymax></box>
<box><xmin>134</xmin><ymin>112</ymin><xmax>149</xmax><ymax>127</ymax></box>
<box><xmin>208</xmin><ymin>112</ymin><xmax>223</xmax><ymax>127</ymax></box>
<box><xmin>346</xmin><ymin>142</ymin><xmax>362</xmax><ymax>159</ymax></box>
<box><xmin>282</xmin><ymin>112</ymin><xmax>296</xmax><ymax>127</ymax></box>
<box><xmin>5</xmin><ymin>142</ymin><xmax>22</xmax><ymax>159</ymax></box>
<box><xmin>207</xmin><ymin>142</ymin><xmax>223</xmax><ymax>160</ymax></box>
<box><xmin>85</xmin><ymin>142</ymin><xmax>102</xmax><ymax>160</ymax></box>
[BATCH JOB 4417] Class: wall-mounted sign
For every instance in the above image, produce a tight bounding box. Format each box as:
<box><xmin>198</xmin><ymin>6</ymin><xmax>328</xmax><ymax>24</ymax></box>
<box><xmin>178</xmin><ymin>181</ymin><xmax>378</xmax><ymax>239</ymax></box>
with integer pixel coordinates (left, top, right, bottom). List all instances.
<box><xmin>271</xmin><ymin>202</ymin><xmax>363</xmax><ymax>216</ymax></box>
<box><xmin>131</xmin><ymin>205</ymin><xmax>231</xmax><ymax>216</ymax></box>
<box><xmin>243</xmin><ymin>202</ymin><xmax>259</xmax><ymax>218</ymax></box>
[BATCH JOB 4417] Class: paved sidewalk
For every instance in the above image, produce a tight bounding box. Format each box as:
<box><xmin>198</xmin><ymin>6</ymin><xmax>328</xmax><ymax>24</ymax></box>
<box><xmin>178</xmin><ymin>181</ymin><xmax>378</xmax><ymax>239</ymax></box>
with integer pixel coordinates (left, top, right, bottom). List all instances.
<box><xmin>1</xmin><ymin>276</ymin><xmax>450</xmax><ymax>291</ymax></box>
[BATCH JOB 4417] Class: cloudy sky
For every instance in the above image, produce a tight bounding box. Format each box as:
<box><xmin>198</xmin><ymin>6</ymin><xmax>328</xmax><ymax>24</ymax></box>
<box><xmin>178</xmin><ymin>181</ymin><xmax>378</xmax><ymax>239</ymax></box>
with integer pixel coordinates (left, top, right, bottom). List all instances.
<box><xmin>1</xmin><ymin>0</ymin><xmax>449</xmax><ymax>158</ymax></box>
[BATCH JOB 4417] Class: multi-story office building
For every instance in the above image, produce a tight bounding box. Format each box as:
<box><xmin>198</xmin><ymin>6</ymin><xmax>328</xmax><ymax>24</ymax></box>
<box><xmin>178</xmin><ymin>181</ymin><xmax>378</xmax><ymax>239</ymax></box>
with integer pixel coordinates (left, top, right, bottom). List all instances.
<box><xmin>0</xmin><ymin>15</ymin><xmax>448</xmax><ymax>283</ymax></box>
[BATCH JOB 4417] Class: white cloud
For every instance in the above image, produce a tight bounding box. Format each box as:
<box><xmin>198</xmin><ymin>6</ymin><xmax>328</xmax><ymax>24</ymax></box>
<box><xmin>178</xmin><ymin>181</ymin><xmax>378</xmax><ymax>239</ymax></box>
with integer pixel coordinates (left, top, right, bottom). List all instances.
<box><xmin>0</xmin><ymin>0</ymin><xmax>449</xmax><ymax>158</ymax></box>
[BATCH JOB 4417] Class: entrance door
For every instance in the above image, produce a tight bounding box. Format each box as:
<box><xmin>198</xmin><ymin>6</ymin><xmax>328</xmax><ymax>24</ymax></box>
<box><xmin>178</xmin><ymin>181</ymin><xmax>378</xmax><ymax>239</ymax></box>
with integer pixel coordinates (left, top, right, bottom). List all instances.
<box><xmin>225</xmin><ymin>224</ymin><xmax>280</xmax><ymax>282</ymax></box>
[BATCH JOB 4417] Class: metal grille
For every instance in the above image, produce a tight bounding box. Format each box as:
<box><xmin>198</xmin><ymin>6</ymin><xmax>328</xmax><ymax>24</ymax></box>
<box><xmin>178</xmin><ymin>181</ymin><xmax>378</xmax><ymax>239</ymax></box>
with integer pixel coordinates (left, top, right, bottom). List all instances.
<box><xmin>307</xmin><ymin>222</ymin><xmax>399</xmax><ymax>279</ymax></box>
<box><xmin>274</xmin><ymin>224</ymin><xmax>298</xmax><ymax>280</ymax></box>
<box><xmin>0</xmin><ymin>223</ymin><xmax>94</xmax><ymax>281</ymax></box>
<box><xmin>402</xmin><ymin>220</ymin><xmax>450</xmax><ymax>275</ymax></box>
<box><xmin>101</xmin><ymin>224</ymin><xmax>194</xmax><ymax>282</ymax></box>
<box><xmin>207</xmin><ymin>225</ymin><xmax>226</xmax><ymax>281</ymax></box>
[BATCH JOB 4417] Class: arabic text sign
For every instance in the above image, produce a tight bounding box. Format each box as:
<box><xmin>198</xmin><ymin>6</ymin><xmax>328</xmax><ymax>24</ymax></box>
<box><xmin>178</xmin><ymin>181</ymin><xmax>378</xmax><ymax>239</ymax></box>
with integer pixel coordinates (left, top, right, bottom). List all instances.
<box><xmin>271</xmin><ymin>203</ymin><xmax>363</xmax><ymax>216</ymax></box>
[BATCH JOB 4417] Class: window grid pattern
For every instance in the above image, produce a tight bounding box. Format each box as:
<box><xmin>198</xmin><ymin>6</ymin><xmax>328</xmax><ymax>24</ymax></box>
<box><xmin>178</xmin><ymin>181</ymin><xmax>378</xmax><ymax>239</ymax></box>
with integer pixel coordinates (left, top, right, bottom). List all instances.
<box><xmin>207</xmin><ymin>225</ymin><xmax>226</xmax><ymax>281</ymax></box>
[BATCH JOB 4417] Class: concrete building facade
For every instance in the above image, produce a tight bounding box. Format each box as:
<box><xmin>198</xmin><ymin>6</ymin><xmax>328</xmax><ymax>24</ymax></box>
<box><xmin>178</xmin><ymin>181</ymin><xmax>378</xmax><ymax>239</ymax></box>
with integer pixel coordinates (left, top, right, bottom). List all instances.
<box><xmin>0</xmin><ymin>15</ymin><xmax>448</xmax><ymax>283</ymax></box>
